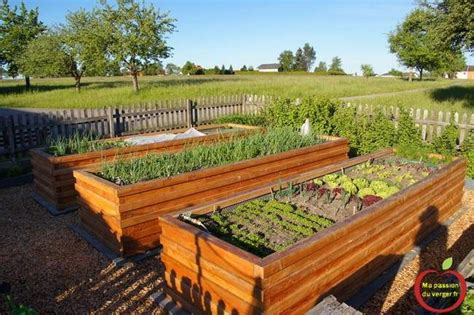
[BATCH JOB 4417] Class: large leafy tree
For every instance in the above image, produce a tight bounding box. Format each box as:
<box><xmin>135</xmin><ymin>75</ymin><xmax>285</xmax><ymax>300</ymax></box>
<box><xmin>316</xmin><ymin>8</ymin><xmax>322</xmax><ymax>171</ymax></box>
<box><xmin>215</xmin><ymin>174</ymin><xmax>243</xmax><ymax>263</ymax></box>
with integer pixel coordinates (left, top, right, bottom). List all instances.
<box><xmin>19</xmin><ymin>9</ymin><xmax>108</xmax><ymax>92</ymax></box>
<box><xmin>0</xmin><ymin>0</ymin><xmax>45</xmax><ymax>88</ymax></box>
<box><xmin>302</xmin><ymin>43</ymin><xmax>316</xmax><ymax>71</ymax></box>
<box><xmin>100</xmin><ymin>0</ymin><xmax>176</xmax><ymax>92</ymax></box>
<box><xmin>421</xmin><ymin>0</ymin><xmax>473</xmax><ymax>52</ymax></box>
<box><xmin>278</xmin><ymin>50</ymin><xmax>294</xmax><ymax>72</ymax></box>
<box><xmin>388</xmin><ymin>9</ymin><xmax>440</xmax><ymax>80</ymax></box>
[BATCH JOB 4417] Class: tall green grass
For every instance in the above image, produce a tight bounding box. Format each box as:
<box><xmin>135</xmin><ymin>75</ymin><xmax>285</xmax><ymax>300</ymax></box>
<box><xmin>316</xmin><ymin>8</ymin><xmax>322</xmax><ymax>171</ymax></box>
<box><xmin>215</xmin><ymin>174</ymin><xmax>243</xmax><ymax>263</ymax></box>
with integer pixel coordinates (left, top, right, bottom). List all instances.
<box><xmin>0</xmin><ymin>75</ymin><xmax>461</xmax><ymax>109</ymax></box>
<box><xmin>98</xmin><ymin>127</ymin><xmax>323</xmax><ymax>185</ymax></box>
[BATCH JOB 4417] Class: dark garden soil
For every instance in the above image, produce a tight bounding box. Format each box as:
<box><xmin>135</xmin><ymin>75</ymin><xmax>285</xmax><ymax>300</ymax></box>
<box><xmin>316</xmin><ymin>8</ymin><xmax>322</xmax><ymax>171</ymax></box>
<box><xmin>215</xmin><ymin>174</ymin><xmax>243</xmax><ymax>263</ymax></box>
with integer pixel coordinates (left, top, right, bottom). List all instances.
<box><xmin>182</xmin><ymin>157</ymin><xmax>439</xmax><ymax>258</ymax></box>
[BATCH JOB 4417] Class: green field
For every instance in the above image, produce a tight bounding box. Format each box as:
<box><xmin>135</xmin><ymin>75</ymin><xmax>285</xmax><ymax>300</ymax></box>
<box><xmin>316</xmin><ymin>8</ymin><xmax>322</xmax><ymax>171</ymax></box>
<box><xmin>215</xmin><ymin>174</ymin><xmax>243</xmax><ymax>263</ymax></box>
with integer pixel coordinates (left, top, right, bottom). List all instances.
<box><xmin>350</xmin><ymin>83</ymin><xmax>474</xmax><ymax>114</ymax></box>
<box><xmin>0</xmin><ymin>74</ymin><xmax>467</xmax><ymax>109</ymax></box>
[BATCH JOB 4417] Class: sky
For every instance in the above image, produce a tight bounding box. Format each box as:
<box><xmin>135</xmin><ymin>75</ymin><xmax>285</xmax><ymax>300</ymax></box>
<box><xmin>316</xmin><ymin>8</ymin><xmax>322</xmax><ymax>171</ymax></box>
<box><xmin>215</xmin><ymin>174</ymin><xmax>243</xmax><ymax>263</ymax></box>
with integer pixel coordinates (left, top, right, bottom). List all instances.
<box><xmin>11</xmin><ymin>0</ymin><xmax>474</xmax><ymax>74</ymax></box>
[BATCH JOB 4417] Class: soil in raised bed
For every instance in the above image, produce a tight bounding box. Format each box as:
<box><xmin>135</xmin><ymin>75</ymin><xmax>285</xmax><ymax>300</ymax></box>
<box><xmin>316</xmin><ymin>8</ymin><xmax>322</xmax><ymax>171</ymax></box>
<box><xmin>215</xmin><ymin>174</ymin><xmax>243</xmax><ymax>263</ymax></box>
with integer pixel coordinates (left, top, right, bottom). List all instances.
<box><xmin>181</xmin><ymin>156</ymin><xmax>440</xmax><ymax>258</ymax></box>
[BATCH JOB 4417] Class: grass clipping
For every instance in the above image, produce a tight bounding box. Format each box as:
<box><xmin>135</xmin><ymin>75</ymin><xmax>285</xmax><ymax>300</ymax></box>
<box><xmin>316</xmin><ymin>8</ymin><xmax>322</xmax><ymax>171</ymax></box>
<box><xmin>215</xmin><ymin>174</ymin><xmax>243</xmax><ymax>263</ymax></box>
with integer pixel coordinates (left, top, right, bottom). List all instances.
<box><xmin>98</xmin><ymin>127</ymin><xmax>324</xmax><ymax>185</ymax></box>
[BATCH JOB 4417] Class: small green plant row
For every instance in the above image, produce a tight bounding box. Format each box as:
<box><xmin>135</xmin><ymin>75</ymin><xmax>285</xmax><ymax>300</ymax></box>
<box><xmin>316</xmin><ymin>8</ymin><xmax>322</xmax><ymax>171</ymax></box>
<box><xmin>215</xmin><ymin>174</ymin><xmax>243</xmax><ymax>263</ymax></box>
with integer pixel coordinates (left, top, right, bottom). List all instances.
<box><xmin>99</xmin><ymin>127</ymin><xmax>324</xmax><ymax>185</ymax></box>
<box><xmin>47</xmin><ymin>133</ymin><xmax>127</xmax><ymax>156</ymax></box>
<box><xmin>204</xmin><ymin>199</ymin><xmax>334</xmax><ymax>257</ymax></box>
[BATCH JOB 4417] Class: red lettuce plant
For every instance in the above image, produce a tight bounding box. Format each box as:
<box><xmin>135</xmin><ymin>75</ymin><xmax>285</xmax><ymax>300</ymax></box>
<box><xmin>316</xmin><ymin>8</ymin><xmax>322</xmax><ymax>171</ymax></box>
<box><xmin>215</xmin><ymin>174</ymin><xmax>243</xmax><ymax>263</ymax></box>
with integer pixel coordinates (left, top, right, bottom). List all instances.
<box><xmin>362</xmin><ymin>195</ymin><xmax>383</xmax><ymax>207</ymax></box>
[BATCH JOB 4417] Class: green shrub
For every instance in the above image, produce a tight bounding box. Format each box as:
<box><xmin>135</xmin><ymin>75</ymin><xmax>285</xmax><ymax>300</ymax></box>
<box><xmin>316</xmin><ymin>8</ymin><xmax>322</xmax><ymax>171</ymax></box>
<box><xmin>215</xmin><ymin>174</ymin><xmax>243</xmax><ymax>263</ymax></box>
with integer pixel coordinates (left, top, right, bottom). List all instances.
<box><xmin>213</xmin><ymin>113</ymin><xmax>267</xmax><ymax>126</ymax></box>
<box><xmin>358</xmin><ymin>110</ymin><xmax>397</xmax><ymax>155</ymax></box>
<box><xmin>396</xmin><ymin>109</ymin><xmax>422</xmax><ymax>147</ymax></box>
<box><xmin>263</xmin><ymin>96</ymin><xmax>338</xmax><ymax>134</ymax></box>
<box><xmin>432</xmin><ymin>122</ymin><xmax>459</xmax><ymax>156</ymax></box>
<box><xmin>462</xmin><ymin>130</ymin><xmax>474</xmax><ymax>178</ymax></box>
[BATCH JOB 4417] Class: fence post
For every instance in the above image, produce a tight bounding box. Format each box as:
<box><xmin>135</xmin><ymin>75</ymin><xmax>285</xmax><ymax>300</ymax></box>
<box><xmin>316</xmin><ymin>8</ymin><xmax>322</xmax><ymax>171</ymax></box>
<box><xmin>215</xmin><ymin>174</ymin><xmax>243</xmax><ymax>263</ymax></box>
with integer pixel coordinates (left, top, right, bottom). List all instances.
<box><xmin>6</xmin><ymin>115</ymin><xmax>16</xmax><ymax>161</ymax></box>
<box><xmin>241</xmin><ymin>94</ymin><xmax>247</xmax><ymax>114</ymax></box>
<box><xmin>107</xmin><ymin>107</ymin><xmax>116</xmax><ymax>138</ymax></box>
<box><xmin>187</xmin><ymin>99</ymin><xmax>195</xmax><ymax>128</ymax></box>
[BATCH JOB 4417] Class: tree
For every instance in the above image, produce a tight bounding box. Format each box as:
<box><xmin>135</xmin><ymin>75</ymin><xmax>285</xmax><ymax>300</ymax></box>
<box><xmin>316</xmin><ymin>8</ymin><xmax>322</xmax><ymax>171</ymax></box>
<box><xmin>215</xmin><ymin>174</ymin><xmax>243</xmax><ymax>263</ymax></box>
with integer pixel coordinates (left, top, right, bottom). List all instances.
<box><xmin>229</xmin><ymin>65</ymin><xmax>234</xmax><ymax>74</ymax></box>
<box><xmin>388</xmin><ymin>9</ymin><xmax>440</xmax><ymax>81</ymax></box>
<box><xmin>437</xmin><ymin>49</ymin><xmax>466</xmax><ymax>79</ymax></box>
<box><xmin>144</xmin><ymin>61</ymin><xmax>164</xmax><ymax>75</ymax></box>
<box><xmin>248</xmin><ymin>65</ymin><xmax>254</xmax><ymax>71</ymax></box>
<box><xmin>100</xmin><ymin>0</ymin><xmax>176</xmax><ymax>92</ymax></box>
<box><xmin>360</xmin><ymin>64</ymin><xmax>375</xmax><ymax>79</ymax></box>
<box><xmin>18</xmin><ymin>32</ymin><xmax>69</xmax><ymax>78</ymax></box>
<box><xmin>278</xmin><ymin>50</ymin><xmax>295</xmax><ymax>72</ymax></box>
<box><xmin>165</xmin><ymin>63</ymin><xmax>180</xmax><ymax>74</ymax></box>
<box><xmin>220</xmin><ymin>64</ymin><xmax>225</xmax><ymax>75</ymax></box>
<box><xmin>18</xmin><ymin>9</ymin><xmax>108</xmax><ymax>92</ymax></box>
<box><xmin>328</xmin><ymin>56</ymin><xmax>345</xmax><ymax>75</ymax></box>
<box><xmin>293</xmin><ymin>48</ymin><xmax>306</xmax><ymax>71</ymax></box>
<box><xmin>314</xmin><ymin>61</ymin><xmax>327</xmax><ymax>74</ymax></box>
<box><xmin>240</xmin><ymin>65</ymin><xmax>247</xmax><ymax>71</ymax></box>
<box><xmin>421</xmin><ymin>0</ymin><xmax>473</xmax><ymax>52</ymax></box>
<box><xmin>302</xmin><ymin>43</ymin><xmax>316</xmax><ymax>71</ymax></box>
<box><xmin>182</xmin><ymin>61</ymin><xmax>196</xmax><ymax>75</ymax></box>
<box><xmin>0</xmin><ymin>0</ymin><xmax>45</xmax><ymax>88</ymax></box>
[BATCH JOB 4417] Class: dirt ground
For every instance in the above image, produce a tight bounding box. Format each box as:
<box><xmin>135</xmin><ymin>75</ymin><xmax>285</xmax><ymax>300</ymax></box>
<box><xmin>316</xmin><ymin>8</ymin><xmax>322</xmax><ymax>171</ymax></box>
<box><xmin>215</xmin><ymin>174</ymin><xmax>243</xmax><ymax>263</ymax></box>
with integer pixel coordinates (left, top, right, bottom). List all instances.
<box><xmin>0</xmin><ymin>183</ymin><xmax>472</xmax><ymax>314</ymax></box>
<box><xmin>0</xmin><ymin>184</ymin><xmax>164</xmax><ymax>314</ymax></box>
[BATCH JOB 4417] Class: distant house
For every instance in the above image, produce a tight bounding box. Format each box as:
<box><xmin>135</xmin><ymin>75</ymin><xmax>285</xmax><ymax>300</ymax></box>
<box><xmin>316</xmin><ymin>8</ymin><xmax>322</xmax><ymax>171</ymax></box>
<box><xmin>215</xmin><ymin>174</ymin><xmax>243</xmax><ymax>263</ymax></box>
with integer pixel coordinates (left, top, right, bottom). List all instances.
<box><xmin>257</xmin><ymin>63</ymin><xmax>280</xmax><ymax>72</ymax></box>
<box><xmin>377</xmin><ymin>73</ymin><xmax>396</xmax><ymax>78</ymax></box>
<box><xmin>455</xmin><ymin>65</ymin><xmax>474</xmax><ymax>80</ymax></box>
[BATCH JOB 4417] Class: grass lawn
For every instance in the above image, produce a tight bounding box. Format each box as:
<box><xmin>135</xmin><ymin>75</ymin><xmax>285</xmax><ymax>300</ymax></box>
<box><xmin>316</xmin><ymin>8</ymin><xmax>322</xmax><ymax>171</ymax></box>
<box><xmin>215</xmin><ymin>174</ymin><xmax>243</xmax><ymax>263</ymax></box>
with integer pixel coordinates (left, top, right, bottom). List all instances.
<box><xmin>350</xmin><ymin>82</ymin><xmax>474</xmax><ymax>114</ymax></box>
<box><xmin>0</xmin><ymin>74</ymin><xmax>464</xmax><ymax>109</ymax></box>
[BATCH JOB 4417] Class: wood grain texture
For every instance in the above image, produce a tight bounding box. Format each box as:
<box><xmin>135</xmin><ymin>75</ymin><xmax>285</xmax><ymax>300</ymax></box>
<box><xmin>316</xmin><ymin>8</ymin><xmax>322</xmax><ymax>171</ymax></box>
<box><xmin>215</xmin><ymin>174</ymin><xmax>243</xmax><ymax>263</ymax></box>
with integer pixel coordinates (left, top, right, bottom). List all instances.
<box><xmin>31</xmin><ymin>124</ymin><xmax>258</xmax><ymax>213</ymax></box>
<box><xmin>73</xmin><ymin>137</ymin><xmax>349</xmax><ymax>256</ymax></box>
<box><xmin>159</xmin><ymin>154</ymin><xmax>466</xmax><ymax>314</ymax></box>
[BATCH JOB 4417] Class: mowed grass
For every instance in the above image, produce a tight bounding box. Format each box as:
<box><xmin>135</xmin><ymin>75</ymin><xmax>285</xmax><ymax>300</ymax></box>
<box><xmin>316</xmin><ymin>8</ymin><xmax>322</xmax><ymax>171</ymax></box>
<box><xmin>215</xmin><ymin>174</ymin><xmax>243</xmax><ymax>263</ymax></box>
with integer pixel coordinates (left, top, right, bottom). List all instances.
<box><xmin>350</xmin><ymin>82</ymin><xmax>474</xmax><ymax>114</ymax></box>
<box><xmin>0</xmin><ymin>74</ymin><xmax>462</xmax><ymax>109</ymax></box>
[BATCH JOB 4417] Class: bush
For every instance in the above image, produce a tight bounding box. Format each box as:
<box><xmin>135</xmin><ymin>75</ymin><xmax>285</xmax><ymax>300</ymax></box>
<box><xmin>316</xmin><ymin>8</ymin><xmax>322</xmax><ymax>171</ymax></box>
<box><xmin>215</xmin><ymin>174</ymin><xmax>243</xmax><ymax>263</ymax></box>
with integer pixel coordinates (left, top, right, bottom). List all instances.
<box><xmin>358</xmin><ymin>110</ymin><xmax>397</xmax><ymax>155</ymax></box>
<box><xmin>213</xmin><ymin>114</ymin><xmax>267</xmax><ymax>126</ymax></box>
<box><xmin>462</xmin><ymin>130</ymin><xmax>474</xmax><ymax>178</ymax></box>
<box><xmin>263</xmin><ymin>96</ymin><xmax>338</xmax><ymax>134</ymax></box>
<box><xmin>432</xmin><ymin>122</ymin><xmax>459</xmax><ymax>156</ymax></box>
<box><xmin>396</xmin><ymin>109</ymin><xmax>422</xmax><ymax>147</ymax></box>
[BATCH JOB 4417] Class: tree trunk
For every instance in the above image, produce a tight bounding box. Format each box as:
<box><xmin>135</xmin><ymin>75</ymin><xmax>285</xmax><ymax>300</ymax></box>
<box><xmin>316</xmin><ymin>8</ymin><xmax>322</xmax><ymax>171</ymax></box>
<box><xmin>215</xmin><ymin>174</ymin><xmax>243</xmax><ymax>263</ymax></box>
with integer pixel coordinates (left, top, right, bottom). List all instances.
<box><xmin>75</xmin><ymin>75</ymin><xmax>81</xmax><ymax>92</ymax></box>
<box><xmin>25</xmin><ymin>76</ymin><xmax>30</xmax><ymax>89</ymax></box>
<box><xmin>419</xmin><ymin>69</ymin><xmax>423</xmax><ymax>81</ymax></box>
<box><xmin>132</xmin><ymin>72</ymin><xmax>139</xmax><ymax>92</ymax></box>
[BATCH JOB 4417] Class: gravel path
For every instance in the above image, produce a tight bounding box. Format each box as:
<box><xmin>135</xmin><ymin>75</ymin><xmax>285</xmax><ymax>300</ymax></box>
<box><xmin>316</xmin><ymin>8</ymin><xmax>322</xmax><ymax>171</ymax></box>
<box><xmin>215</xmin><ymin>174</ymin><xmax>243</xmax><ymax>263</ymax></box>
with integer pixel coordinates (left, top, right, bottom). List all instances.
<box><xmin>0</xmin><ymin>183</ymin><xmax>472</xmax><ymax>314</ymax></box>
<box><xmin>361</xmin><ymin>190</ymin><xmax>474</xmax><ymax>314</ymax></box>
<box><xmin>0</xmin><ymin>184</ymin><xmax>164</xmax><ymax>314</ymax></box>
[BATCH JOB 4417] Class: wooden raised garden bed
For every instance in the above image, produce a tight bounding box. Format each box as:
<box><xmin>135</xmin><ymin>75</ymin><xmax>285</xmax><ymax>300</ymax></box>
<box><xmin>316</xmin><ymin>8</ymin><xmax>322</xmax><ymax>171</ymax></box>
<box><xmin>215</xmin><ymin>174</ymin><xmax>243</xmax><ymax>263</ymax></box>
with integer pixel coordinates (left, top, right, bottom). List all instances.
<box><xmin>73</xmin><ymin>135</ymin><xmax>349</xmax><ymax>256</ymax></box>
<box><xmin>31</xmin><ymin>123</ymin><xmax>258</xmax><ymax>214</ymax></box>
<box><xmin>159</xmin><ymin>149</ymin><xmax>466</xmax><ymax>314</ymax></box>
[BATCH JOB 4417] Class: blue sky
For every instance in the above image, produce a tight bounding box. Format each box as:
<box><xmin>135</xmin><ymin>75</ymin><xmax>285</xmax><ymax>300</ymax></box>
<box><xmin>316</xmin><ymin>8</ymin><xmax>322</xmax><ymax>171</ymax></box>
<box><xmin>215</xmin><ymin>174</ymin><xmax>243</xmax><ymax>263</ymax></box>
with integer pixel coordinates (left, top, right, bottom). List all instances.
<box><xmin>13</xmin><ymin>0</ymin><xmax>474</xmax><ymax>74</ymax></box>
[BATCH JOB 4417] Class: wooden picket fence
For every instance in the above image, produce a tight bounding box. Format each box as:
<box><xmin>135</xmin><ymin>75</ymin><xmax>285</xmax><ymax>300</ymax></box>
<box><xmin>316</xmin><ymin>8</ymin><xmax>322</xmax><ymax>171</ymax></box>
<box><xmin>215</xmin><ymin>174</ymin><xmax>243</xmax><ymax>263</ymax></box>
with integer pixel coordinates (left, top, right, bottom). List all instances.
<box><xmin>0</xmin><ymin>95</ymin><xmax>270</xmax><ymax>159</ymax></box>
<box><xmin>0</xmin><ymin>93</ymin><xmax>472</xmax><ymax>160</ymax></box>
<box><xmin>346</xmin><ymin>103</ymin><xmax>474</xmax><ymax>145</ymax></box>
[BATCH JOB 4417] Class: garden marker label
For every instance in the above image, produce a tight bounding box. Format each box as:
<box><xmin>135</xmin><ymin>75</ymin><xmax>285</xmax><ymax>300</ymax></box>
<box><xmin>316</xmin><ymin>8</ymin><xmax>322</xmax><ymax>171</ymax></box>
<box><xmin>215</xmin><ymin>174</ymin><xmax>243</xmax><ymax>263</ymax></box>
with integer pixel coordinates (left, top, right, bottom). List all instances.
<box><xmin>414</xmin><ymin>257</ymin><xmax>467</xmax><ymax>313</ymax></box>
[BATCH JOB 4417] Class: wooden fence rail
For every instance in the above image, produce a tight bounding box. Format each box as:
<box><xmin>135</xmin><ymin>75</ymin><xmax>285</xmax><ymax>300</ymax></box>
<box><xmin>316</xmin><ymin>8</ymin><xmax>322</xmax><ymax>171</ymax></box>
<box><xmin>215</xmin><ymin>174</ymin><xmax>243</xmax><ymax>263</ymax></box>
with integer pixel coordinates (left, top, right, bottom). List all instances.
<box><xmin>0</xmin><ymin>94</ymin><xmax>269</xmax><ymax>159</ymax></box>
<box><xmin>0</xmin><ymin>94</ymin><xmax>472</xmax><ymax>160</ymax></box>
<box><xmin>346</xmin><ymin>103</ymin><xmax>474</xmax><ymax>145</ymax></box>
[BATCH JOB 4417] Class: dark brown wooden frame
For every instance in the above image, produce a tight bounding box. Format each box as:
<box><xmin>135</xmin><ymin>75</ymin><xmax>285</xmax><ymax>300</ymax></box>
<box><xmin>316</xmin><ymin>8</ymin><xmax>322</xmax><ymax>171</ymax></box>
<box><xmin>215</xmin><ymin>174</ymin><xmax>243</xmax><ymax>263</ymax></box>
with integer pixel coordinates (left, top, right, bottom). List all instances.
<box><xmin>159</xmin><ymin>150</ymin><xmax>466</xmax><ymax>314</ymax></box>
<box><xmin>73</xmin><ymin>136</ymin><xmax>349</xmax><ymax>256</ymax></box>
<box><xmin>30</xmin><ymin>123</ymin><xmax>258</xmax><ymax>214</ymax></box>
